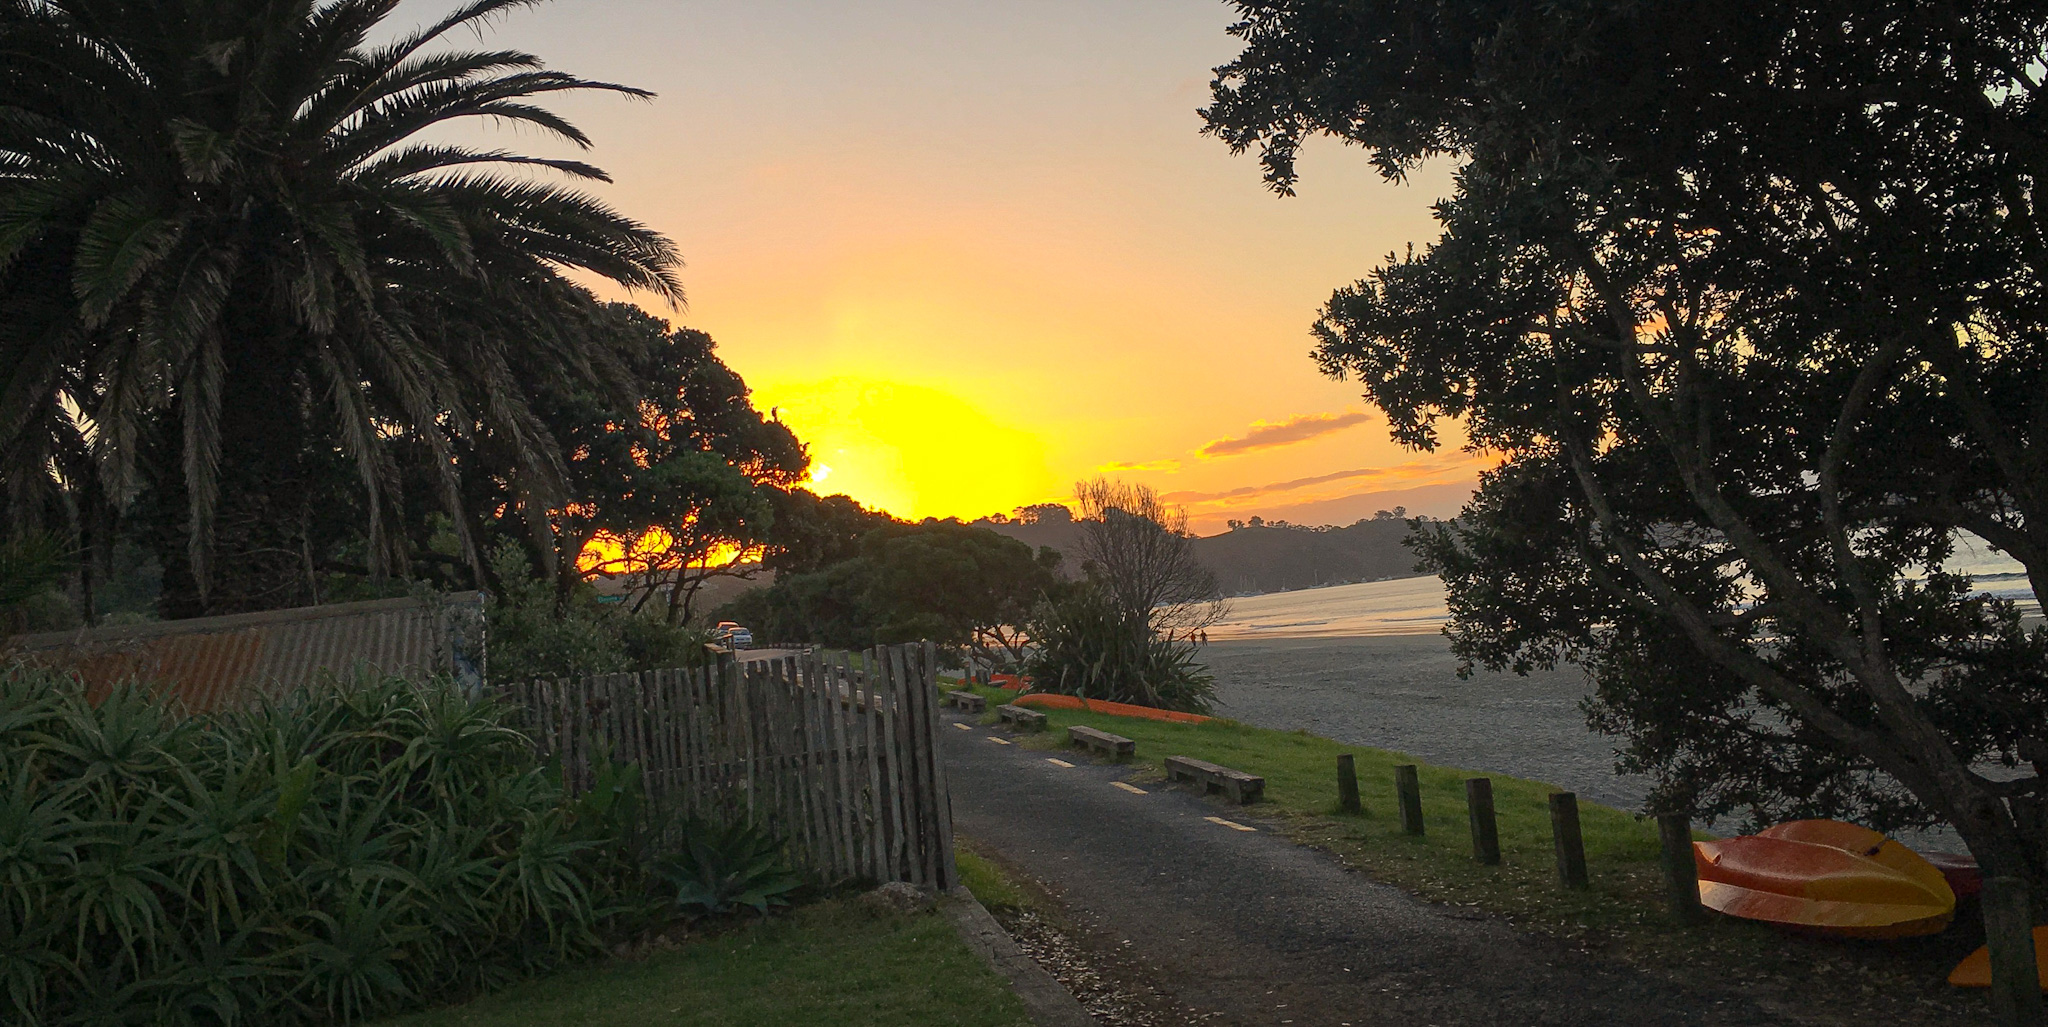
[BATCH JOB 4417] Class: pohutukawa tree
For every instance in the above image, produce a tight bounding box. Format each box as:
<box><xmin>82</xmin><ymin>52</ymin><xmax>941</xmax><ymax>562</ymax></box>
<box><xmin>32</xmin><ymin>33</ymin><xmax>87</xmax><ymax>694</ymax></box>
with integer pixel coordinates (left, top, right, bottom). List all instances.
<box><xmin>1205</xmin><ymin>2</ymin><xmax>2048</xmax><ymax>1016</ymax></box>
<box><xmin>0</xmin><ymin>0</ymin><xmax>683</xmax><ymax>613</ymax></box>
<box><xmin>510</xmin><ymin>302</ymin><xmax>806</xmax><ymax>623</ymax></box>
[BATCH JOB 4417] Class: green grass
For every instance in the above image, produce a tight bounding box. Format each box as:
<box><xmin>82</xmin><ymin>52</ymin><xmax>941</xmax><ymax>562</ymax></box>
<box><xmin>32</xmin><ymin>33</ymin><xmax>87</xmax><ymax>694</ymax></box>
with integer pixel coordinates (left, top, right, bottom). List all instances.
<box><xmin>953</xmin><ymin>684</ymin><xmax>1983</xmax><ymax>1012</ymax></box>
<box><xmin>956</xmin><ymin>847</ymin><xmax>1030</xmax><ymax>914</ymax></box>
<box><xmin>372</xmin><ymin>899</ymin><xmax>1030</xmax><ymax>1027</ymax></box>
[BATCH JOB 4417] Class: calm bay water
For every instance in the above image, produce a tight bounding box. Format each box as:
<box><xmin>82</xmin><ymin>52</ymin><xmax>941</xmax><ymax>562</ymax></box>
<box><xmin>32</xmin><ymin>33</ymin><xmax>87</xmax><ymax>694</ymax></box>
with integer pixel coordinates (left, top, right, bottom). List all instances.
<box><xmin>1207</xmin><ymin>541</ymin><xmax>2036</xmax><ymax>642</ymax></box>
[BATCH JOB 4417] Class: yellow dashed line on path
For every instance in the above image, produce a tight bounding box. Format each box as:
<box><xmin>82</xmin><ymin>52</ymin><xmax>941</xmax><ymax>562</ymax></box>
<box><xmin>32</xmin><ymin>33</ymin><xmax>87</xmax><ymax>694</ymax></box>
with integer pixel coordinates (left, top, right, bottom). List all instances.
<box><xmin>1204</xmin><ymin>816</ymin><xmax>1256</xmax><ymax>832</ymax></box>
<box><xmin>1112</xmin><ymin>781</ymin><xmax>1148</xmax><ymax>794</ymax></box>
<box><xmin>1046</xmin><ymin>758</ymin><xmax>1074</xmax><ymax>768</ymax></box>
<box><xmin>987</xmin><ymin>737</ymin><xmax>1012</xmax><ymax>745</ymax></box>
<box><xmin>953</xmin><ymin>723</ymin><xmax>973</xmax><ymax>731</ymax></box>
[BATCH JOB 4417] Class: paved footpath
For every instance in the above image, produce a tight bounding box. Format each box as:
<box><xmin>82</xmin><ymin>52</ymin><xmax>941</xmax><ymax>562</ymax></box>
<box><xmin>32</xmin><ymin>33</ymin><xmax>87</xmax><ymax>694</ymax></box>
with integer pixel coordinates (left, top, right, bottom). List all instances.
<box><xmin>941</xmin><ymin>709</ymin><xmax>1792</xmax><ymax>1027</ymax></box>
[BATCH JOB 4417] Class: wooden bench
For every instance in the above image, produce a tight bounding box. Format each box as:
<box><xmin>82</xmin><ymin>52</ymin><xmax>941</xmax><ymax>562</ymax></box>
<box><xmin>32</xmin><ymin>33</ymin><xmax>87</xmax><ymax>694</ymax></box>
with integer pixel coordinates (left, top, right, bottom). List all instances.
<box><xmin>1165</xmin><ymin>755</ymin><xmax>1265</xmax><ymax>804</ymax></box>
<box><xmin>1067</xmin><ymin>725</ymin><xmax>1134</xmax><ymax>761</ymax></box>
<box><xmin>946</xmin><ymin>690</ymin><xmax>987</xmax><ymax>714</ymax></box>
<box><xmin>996</xmin><ymin>704</ymin><xmax>1046</xmax><ymax>731</ymax></box>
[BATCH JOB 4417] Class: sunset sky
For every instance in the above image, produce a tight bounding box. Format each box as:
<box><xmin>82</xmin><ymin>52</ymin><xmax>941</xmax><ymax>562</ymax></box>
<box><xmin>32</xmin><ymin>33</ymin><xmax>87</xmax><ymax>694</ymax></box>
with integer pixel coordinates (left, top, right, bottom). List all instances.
<box><xmin>422</xmin><ymin>0</ymin><xmax>1491</xmax><ymax>533</ymax></box>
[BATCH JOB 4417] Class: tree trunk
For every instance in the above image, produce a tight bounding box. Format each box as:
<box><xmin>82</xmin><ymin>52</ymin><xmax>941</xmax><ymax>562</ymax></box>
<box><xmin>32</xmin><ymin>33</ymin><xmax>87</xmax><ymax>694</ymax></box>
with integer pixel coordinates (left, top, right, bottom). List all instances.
<box><xmin>1948</xmin><ymin>788</ymin><xmax>2044</xmax><ymax>1026</ymax></box>
<box><xmin>1980</xmin><ymin>876</ymin><xmax>2042</xmax><ymax>1025</ymax></box>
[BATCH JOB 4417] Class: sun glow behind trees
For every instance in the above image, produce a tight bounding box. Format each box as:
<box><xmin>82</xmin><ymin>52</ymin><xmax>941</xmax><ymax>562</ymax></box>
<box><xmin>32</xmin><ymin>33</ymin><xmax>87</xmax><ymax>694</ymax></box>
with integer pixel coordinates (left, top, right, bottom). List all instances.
<box><xmin>750</xmin><ymin>377</ymin><xmax>1057</xmax><ymax>524</ymax></box>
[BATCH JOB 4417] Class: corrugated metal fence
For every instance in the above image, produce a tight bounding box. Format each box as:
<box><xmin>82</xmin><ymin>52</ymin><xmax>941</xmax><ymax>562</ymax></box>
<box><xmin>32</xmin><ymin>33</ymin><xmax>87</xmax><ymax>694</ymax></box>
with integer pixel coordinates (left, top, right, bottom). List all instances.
<box><xmin>503</xmin><ymin>642</ymin><xmax>956</xmax><ymax>891</ymax></box>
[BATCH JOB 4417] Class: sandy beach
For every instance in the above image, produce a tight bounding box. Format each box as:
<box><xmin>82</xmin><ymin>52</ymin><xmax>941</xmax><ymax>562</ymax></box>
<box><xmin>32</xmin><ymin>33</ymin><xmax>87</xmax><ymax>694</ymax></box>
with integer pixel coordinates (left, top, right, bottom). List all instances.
<box><xmin>1198</xmin><ymin>601</ymin><xmax>1991</xmax><ymax>848</ymax></box>
<box><xmin>1198</xmin><ymin>633</ymin><xmax>1649</xmax><ymax>811</ymax></box>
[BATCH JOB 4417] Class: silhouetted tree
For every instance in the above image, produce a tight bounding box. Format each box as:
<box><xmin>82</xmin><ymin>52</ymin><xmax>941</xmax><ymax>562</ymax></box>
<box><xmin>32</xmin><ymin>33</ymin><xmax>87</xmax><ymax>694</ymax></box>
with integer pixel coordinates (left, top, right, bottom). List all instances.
<box><xmin>0</xmin><ymin>0</ymin><xmax>681</xmax><ymax>614</ymax></box>
<box><xmin>1072</xmin><ymin>477</ymin><xmax>1221</xmax><ymax>633</ymax></box>
<box><xmin>1206</xmin><ymin>2</ymin><xmax>2048</xmax><ymax>1011</ymax></box>
<box><xmin>717</xmin><ymin>520</ymin><xmax>1059</xmax><ymax>660</ymax></box>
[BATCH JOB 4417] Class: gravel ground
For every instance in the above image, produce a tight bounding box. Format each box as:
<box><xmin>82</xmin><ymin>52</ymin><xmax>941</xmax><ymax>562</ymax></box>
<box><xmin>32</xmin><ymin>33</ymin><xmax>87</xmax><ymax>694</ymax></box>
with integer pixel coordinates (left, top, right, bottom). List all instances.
<box><xmin>1199</xmin><ymin>635</ymin><xmax>1644</xmax><ymax>810</ymax></box>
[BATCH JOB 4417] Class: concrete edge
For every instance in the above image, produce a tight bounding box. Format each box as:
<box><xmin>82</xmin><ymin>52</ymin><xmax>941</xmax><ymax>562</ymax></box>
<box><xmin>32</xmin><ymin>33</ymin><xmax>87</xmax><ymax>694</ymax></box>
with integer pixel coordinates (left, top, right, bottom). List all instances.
<box><xmin>941</xmin><ymin>887</ymin><xmax>1095</xmax><ymax>1027</ymax></box>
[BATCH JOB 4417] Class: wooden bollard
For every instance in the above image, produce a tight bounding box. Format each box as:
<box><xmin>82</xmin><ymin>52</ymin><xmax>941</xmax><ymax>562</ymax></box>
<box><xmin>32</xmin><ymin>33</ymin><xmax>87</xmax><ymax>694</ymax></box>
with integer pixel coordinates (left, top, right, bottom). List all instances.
<box><xmin>1465</xmin><ymin>778</ymin><xmax>1500</xmax><ymax>865</ymax></box>
<box><xmin>1336</xmin><ymin>754</ymin><xmax>1362</xmax><ymax>815</ymax></box>
<box><xmin>1656</xmin><ymin>814</ymin><xmax>1703</xmax><ymax>923</ymax></box>
<box><xmin>1549</xmin><ymin>792</ymin><xmax>1588</xmax><ymax>889</ymax></box>
<box><xmin>1394</xmin><ymin>765</ymin><xmax>1424</xmax><ymax>836</ymax></box>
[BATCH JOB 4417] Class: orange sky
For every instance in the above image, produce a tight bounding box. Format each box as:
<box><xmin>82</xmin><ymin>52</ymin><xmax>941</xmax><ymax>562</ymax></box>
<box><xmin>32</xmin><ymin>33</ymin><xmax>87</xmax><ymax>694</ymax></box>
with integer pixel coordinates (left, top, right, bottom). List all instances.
<box><xmin>410</xmin><ymin>0</ymin><xmax>1486</xmax><ymax>533</ymax></box>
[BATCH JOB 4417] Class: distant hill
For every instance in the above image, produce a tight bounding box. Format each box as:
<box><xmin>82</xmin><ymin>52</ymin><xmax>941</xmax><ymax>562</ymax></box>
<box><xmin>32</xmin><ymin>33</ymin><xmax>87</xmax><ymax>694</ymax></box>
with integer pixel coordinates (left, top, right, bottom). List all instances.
<box><xmin>1195</xmin><ymin>519</ymin><xmax>1426</xmax><ymax>594</ymax></box>
<box><xmin>976</xmin><ymin>511</ymin><xmax>1431</xmax><ymax>595</ymax></box>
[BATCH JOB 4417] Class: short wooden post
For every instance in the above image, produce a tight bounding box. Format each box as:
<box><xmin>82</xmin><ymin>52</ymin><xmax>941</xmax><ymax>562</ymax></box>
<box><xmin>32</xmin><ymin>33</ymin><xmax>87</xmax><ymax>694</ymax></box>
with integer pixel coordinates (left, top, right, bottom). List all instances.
<box><xmin>1336</xmin><ymin>754</ymin><xmax>1361</xmax><ymax>815</ymax></box>
<box><xmin>1656</xmin><ymin>814</ymin><xmax>1703</xmax><ymax>923</ymax></box>
<box><xmin>1465</xmin><ymin>778</ymin><xmax>1499</xmax><ymax>865</ymax></box>
<box><xmin>1549</xmin><ymin>792</ymin><xmax>1588</xmax><ymax>889</ymax></box>
<box><xmin>1394</xmin><ymin>764</ymin><xmax>1424</xmax><ymax>836</ymax></box>
<box><xmin>1982</xmin><ymin>875</ymin><xmax>2044</xmax><ymax>1027</ymax></box>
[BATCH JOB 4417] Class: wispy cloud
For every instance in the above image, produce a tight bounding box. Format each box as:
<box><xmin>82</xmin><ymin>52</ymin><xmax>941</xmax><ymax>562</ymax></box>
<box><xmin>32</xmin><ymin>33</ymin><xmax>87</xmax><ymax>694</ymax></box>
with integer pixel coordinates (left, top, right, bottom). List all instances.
<box><xmin>1100</xmin><ymin>458</ymin><xmax>1182</xmax><ymax>473</ymax></box>
<box><xmin>1198</xmin><ymin>411</ymin><xmax>1373</xmax><ymax>459</ymax></box>
<box><xmin>1161</xmin><ymin>451</ymin><xmax>1497</xmax><ymax>508</ymax></box>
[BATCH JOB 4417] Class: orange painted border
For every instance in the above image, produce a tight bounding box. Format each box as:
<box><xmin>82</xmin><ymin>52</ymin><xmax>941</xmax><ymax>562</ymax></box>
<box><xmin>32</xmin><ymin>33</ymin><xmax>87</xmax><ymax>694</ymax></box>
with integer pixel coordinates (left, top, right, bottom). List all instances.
<box><xmin>1006</xmin><ymin>692</ymin><xmax>1214</xmax><ymax>725</ymax></box>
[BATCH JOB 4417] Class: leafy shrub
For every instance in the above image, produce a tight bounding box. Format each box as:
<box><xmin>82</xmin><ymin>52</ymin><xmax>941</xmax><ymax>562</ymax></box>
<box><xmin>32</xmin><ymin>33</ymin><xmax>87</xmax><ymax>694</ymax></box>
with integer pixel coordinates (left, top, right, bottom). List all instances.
<box><xmin>654</xmin><ymin>818</ymin><xmax>804</xmax><ymax>917</ymax></box>
<box><xmin>0</xmin><ymin>666</ymin><xmax>647</xmax><ymax>1025</ymax></box>
<box><xmin>1022</xmin><ymin>583</ymin><xmax>1216</xmax><ymax>713</ymax></box>
<box><xmin>485</xmin><ymin>542</ymin><xmax>711</xmax><ymax>683</ymax></box>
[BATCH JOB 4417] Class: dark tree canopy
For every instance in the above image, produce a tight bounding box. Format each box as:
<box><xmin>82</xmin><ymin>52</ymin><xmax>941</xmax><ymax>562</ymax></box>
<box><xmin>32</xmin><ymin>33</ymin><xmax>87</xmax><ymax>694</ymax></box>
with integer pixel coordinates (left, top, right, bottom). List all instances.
<box><xmin>521</xmin><ymin>303</ymin><xmax>805</xmax><ymax>624</ymax></box>
<box><xmin>1206</xmin><ymin>2</ymin><xmax>2048</xmax><ymax>1007</ymax></box>
<box><xmin>718</xmin><ymin>519</ymin><xmax>1060</xmax><ymax>660</ymax></box>
<box><xmin>0</xmin><ymin>0</ymin><xmax>682</xmax><ymax>613</ymax></box>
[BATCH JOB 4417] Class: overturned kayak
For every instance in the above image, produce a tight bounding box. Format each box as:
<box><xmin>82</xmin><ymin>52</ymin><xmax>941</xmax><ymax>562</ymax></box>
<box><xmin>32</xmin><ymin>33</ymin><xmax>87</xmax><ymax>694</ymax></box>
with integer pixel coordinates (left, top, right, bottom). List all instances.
<box><xmin>1949</xmin><ymin>926</ymin><xmax>2048</xmax><ymax>989</ymax></box>
<box><xmin>1693</xmin><ymin>820</ymin><xmax>1956</xmax><ymax>939</ymax></box>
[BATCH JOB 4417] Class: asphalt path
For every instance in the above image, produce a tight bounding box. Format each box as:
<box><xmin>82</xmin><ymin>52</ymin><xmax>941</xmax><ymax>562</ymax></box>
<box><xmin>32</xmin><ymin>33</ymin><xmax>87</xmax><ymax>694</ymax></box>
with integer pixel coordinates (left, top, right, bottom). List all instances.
<box><xmin>942</xmin><ymin>708</ymin><xmax>1787</xmax><ymax>1027</ymax></box>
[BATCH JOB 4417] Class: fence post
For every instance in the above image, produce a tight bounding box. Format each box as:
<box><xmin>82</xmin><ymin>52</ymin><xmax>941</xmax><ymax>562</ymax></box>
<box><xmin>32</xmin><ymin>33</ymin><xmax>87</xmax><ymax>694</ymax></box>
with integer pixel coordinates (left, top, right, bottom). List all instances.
<box><xmin>1549</xmin><ymin>792</ymin><xmax>1588</xmax><ymax>889</ymax></box>
<box><xmin>924</xmin><ymin>640</ymin><xmax>959</xmax><ymax>892</ymax></box>
<box><xmin>1465</xmin><ymin>778</ymin><xmax>1500</xmax><ymax>866</ymax></box>
<box><xmin>1394</xmin><ymin>765</ymin><xmax>1424</xmax><ymax>836</ymax></box>
<box><xmin>1656</xmin><ymin>814</ymin><xmax>1703</xmax><ymax>923</ymax></box>
<box><xmin>1336</xmin><ymin>754</ymin><xmax>1361</xmax><ymax>815</ymax></box>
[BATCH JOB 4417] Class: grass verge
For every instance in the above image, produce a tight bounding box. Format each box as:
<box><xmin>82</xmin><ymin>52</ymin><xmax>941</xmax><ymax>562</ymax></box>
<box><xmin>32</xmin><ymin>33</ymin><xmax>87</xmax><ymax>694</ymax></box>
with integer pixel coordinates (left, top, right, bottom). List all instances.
<box><xmin>956</xmin><ymin>846</ymin><xmax>1030</xmax><ymax>914</ymax></box>
<box><xmin>372</xmin><ymin>898</ymin><xmax>1031</xmax><ymax>1027</ymax></box>
<box><xmin>952</xmin><ymin>683</ymin><xmax>1985</xmax><ymax>1023</ymax></box>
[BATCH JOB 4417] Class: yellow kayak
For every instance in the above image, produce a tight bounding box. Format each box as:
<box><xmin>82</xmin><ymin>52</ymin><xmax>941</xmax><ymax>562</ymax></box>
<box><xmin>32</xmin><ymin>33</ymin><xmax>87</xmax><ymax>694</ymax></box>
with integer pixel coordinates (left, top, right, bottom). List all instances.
<box><xmin>1693</xmin><ymin>820</ymin><xmax>1955</xmax><ymax>939</ymax></box>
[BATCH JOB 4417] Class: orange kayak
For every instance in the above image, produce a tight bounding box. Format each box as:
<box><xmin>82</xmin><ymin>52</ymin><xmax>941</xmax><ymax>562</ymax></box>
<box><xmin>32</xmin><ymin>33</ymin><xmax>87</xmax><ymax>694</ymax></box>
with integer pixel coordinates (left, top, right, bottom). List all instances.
<box><xmin>1693</xmin><ymin>820</ymin><xmax>1955</xmax><ymax>939</ymax></box>
<box><xmin>1007</xmin><ymin>693</ymin><xmax>1214</xmax><ymax>724</ymax></box>
<box><xmin>1949</xmin><ymin>926</ymin><xmax>2048</xmax><ymax>989</ymax></box>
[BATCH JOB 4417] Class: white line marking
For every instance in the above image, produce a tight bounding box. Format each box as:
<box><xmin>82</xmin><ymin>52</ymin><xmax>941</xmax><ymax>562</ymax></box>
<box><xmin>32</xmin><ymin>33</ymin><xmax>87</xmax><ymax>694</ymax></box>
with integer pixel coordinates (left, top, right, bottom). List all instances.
<box><xmin>953</xmin><ymin>722</ymin><xmax>973</xmax><ymax>731</ymax></box>
<box><xmin>1112</xmin><ymin>781</ymin><xmax>1148</xmax><ymax>794</ymax></box>
<box><xmin>1204</xmin><ymin>816</ymin><xmax>1256</xmax><ymax>832</ymax></box>
<box><xmin>988</xmin><ymin>737</ymin><xmax>1012</xmax><ymax>745</ymax></box>
<box><xmin>1046</xmin><ymin>758</ymin><xmax>1074</xmax><ymax>768</ymax></box>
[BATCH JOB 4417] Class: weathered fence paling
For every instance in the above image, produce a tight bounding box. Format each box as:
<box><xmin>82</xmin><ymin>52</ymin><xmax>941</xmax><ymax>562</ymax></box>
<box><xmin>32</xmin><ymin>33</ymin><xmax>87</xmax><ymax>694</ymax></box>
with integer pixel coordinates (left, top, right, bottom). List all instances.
<box><xmin>501</xmin><ymin>643</ymin><xmax>956</xmax><ymax>890</ymax></box>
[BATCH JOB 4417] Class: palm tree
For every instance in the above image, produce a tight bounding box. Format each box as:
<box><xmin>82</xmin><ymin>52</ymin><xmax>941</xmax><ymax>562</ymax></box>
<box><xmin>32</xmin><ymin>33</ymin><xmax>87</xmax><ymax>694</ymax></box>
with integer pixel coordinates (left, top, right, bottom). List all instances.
<box><xmin>0</xmin><ymin>0</ymin><xmax>684</xmax><ymax>612</ymax></box>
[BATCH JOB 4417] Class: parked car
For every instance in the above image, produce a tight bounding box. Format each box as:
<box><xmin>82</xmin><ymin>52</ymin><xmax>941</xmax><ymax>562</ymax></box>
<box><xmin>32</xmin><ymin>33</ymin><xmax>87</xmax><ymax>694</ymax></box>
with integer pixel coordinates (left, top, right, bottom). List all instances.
<box><xmin>714</xmin><ymin>621</ymin><xmax>754</xmax><ymax>649</ymax></box>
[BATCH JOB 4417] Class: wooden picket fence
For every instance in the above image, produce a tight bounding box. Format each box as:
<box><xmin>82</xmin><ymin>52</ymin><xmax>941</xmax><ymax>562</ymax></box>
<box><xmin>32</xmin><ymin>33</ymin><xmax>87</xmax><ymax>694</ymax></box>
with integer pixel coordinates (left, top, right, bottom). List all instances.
<box><xmin>501</xmin><ymin>642</ymin><xmax>957</xmax><ymax>890</ymax></box>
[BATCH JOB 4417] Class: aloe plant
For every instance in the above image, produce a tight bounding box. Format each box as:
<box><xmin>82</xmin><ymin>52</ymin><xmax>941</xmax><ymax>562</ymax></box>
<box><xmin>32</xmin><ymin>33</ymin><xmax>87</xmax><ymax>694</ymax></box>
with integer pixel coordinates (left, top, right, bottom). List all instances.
<box><xmin>654</xmin><ymin>819</ymin><xmax>805</xmax><ymax>917</ymax></box>
<box><xmin>0</xmin><ymin>666</ymin><xmax>654</xmax><ymax>1024</ymax></box>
